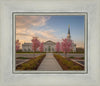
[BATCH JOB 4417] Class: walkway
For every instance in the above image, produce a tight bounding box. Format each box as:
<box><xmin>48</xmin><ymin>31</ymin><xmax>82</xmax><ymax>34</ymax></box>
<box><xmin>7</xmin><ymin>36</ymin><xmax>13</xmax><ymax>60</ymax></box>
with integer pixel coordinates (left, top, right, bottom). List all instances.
<box><xmin>37</xmin><ymin>53</ymin><xmax>63</xmax><ymax>71</ymax></box>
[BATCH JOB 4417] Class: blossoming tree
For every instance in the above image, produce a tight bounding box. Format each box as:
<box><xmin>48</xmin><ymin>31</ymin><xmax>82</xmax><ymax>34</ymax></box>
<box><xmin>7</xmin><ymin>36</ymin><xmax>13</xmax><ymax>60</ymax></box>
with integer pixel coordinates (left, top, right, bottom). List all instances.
<box><xmin>16</xmin><ymin>40</ymin><xmax>20</xmax><ymax>52</ymax></box>
<box><xmin>31</xmin><ymin>37</ymin><xmax>40</xmax><ymax>53</ymax></box>
<box><xmin>39</xmin><ymin>42</ymin><xmax>44</xmax><ymax>52</ymax></box>
<box><xmin>55</xmin><ymin>42</ymin><xmax>60</xmax><ymax>53</ymax></box>
<box><xmin>61</xmin><ymin>38</ymin><xmax>72</xmax><ymax>57</ymax></box>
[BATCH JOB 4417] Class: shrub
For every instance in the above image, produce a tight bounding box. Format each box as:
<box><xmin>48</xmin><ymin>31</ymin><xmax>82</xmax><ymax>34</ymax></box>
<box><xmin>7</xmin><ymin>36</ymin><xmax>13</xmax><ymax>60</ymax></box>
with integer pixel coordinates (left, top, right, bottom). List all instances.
<box><xmin>16</xmin><ymin>54</ymin><xmax>46</xmax><ymax>70</ymax></box>
<box><xmin>81</xmin><ymin>57</ymin><xmax>84</xmax><ymax>59</ymax></box>
<box><xmin>54</xmin><ymin>54</ymin><xmax>84</xmax><ymax>70</ymax></box>
<box><xmin>69</xmin><ymin>56</ymin><xmax>75</xmax><ymax>59</ymax></box>
<box><xmin>16</xmin><ymin>57</ymin><xmax>29</xmax><ymax>59</ymax></box>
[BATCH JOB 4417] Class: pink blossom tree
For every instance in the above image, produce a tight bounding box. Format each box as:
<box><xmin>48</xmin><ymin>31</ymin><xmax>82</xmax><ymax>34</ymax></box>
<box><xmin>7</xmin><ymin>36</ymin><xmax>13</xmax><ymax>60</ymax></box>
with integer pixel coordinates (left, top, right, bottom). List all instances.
<box><xmin>61</xmin><ymin>38</ymin><xmax>72</xmax><ymax>57</ymax></box>
<box><xmin>39</xmin><ymin>42</ymin><xmax>44</xmax><ymax>52</ymax></box>
<box><xmin>55</xmin><ymin>42</ymin><xmax>60</xmax><ymax>53</ymax></box>
<box><xmin>16</xmin><ymin>40</ymin><xmax>20</xmax><ymax>52</ymax></box>
<box><xmin>31</xmin><ymin>37</ymin><xmax>40</xmax><ymax>53</ymax></box>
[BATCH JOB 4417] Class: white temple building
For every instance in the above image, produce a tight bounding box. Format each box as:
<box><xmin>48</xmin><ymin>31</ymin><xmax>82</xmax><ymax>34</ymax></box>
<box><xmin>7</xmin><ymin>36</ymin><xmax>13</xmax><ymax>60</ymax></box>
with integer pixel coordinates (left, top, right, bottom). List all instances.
<box><xmin>22</xmin><ymin>25</ymin><xmax>76</xmax><ymax>52</ymax></box>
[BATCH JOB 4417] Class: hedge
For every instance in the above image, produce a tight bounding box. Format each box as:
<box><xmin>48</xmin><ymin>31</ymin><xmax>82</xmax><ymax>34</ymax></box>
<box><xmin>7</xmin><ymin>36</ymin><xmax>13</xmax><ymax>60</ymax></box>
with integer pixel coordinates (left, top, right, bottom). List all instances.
<box><xmin>16</xmin><ymin>57</ymin><xmax>29</xmax><ymax>59</ymax></box>
<box><xmin>54</xmin><ymin>54</ymin><xmax>84</xmax><ymax>70</ymax></box>
<box><xmin>16</xmin><ymin>54</ymin><xmax>46</xmax><ymax>70</ymax></box>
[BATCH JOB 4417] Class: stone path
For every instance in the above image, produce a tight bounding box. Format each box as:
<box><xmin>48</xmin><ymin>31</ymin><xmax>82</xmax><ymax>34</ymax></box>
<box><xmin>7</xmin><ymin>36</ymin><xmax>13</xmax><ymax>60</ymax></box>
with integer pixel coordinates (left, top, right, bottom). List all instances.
<box><xmin>60</xmin><ymin>53</ymin><xmax>84</xmax><ymax>58</ymax></box>
<box><xmin>37</xmin><ymin>53</ymin><xmax>63</xmax><ymax>71</ymax></box>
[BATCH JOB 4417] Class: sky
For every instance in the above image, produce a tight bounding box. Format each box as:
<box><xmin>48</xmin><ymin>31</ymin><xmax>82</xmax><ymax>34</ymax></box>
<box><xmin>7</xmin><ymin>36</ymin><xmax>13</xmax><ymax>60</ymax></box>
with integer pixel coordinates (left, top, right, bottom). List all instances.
<box><xmin>16</xmin><ymin>15</ymin><xmax>84</xmax><ymax>48</ymax></box>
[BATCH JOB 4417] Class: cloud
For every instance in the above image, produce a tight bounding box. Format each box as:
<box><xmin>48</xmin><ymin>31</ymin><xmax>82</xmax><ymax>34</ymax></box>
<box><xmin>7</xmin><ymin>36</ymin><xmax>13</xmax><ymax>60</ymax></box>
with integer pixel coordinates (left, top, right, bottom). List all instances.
<box><xmin>16</xmin><ymin>27</ymin><xmax>59</xmax><ymax>43</ymax></box>
<box><xmin>16</xmin><ymin>16</ymin><xmax>50</xmax><ymax>28</ymax></box>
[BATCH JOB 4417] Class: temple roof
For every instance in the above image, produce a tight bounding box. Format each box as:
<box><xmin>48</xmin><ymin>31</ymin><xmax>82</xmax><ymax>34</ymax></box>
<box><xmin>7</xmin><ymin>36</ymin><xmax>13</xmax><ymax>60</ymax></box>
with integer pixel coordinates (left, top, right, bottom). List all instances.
<box><xmin>44</xmin><ymin>40</ymin><xmax>56</xmax><ymax>44</ymax></box>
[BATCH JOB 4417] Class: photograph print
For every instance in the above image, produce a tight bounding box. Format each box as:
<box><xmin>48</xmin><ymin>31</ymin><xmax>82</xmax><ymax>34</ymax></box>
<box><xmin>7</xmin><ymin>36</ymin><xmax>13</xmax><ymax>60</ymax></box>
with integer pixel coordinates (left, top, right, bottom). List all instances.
<box><xmin>14</xmin><ymin>13</ymin><xmax>87</xmax><ymax>72</ymax></box>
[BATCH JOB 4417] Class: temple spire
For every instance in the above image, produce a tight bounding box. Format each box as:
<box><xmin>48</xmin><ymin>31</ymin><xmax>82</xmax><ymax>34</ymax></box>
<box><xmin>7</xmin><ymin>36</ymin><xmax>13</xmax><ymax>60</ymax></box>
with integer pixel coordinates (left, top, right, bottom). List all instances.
<box><xmin>67</xmin><ymin>24</ymin><xmax>71</xmax><ymax>39</ymax></box>
<box><xmin>68</xmin><ymin>24</ymin><xmax>70</xmax><ymax>34</ymax></box>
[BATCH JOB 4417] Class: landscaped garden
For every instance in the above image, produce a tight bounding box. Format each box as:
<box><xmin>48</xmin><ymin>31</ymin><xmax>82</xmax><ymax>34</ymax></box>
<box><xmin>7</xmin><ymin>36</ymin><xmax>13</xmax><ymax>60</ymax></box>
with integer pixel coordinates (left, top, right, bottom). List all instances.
<box><xmin>16</xmin><ymin>36</ymin><xmax>85</xmax><ymax>71</ymax></box>
<box><xmin>16</xmin><ymin>54</ymin><xmax>46</xmax><ymax>70</ymax></box>
<box><xmin>54</xmin><ymin>54</ymin><xmax>84</xmax><ymax>70</ymax></box>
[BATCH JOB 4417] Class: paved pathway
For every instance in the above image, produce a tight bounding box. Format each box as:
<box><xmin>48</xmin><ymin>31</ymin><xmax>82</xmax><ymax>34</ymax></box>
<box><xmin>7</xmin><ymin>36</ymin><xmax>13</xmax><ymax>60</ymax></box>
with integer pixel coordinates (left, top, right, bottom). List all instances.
<box><xmin>37</xmin><ymin>53</ymin><xmax>63</xmax><ymax>71</ymax></box>
<box><xmin>60</xmin><ymin>53</ymin><xmax>84</xmax><ymax>58</ymax></box>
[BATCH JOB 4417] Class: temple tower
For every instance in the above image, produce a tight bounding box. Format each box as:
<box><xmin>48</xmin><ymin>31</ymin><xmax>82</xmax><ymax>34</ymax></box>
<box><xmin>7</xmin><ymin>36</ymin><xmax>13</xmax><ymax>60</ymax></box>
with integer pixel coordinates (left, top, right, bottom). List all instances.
<box><xmin>67</xmin><ymin>24</ymin><xmax>71</xmax><ymax>39</ymax></box>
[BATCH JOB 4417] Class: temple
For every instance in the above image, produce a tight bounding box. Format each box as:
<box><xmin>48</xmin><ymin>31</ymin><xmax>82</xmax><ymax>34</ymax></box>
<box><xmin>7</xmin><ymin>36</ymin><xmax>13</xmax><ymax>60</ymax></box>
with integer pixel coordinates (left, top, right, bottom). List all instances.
<box><xmin>22</xmin><ymin>25</ymin><xmax>76</xmax><ymax>52</ymax></box>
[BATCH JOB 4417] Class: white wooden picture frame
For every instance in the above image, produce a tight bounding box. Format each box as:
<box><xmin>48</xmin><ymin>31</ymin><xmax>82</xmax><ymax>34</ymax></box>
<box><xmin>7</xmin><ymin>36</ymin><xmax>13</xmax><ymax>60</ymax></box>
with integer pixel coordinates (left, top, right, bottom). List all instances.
<box><xmin>13</xmin><ymin>12</ymin><xmax>88</xmax><ymax>74</ymax></box>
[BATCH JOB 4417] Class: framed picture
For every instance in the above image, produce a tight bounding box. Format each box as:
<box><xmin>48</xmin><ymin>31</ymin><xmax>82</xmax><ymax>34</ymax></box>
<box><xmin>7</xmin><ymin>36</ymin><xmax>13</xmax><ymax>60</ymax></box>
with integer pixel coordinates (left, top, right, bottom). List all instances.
<box><xmin>13</xmin><ymin>12</ymin><xmax>88</xmax><ymax>74</ymax></box>
<box><xmin>0</xmin><ymin>0</ymin><xmax>100</xmax><ymax>86</ymax></box>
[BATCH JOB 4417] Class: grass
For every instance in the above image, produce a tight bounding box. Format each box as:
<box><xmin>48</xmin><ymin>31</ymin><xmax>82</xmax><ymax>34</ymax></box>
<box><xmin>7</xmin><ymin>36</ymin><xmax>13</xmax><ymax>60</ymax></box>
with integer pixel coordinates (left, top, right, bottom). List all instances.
<box><xmin>69</xmin><ymin>56</ymin><xmax>75</xmax><ymax>59</ymax></box>
<box><xmin>16</xmin><ymin>52</ymin><xmax>46</xmax><ymax>53</ymax></box>
<box><xmin>16</xmin><ymin>54</ymin><xmax>46</xmax><ymax>70</ymax></box>
<box><xmin>69</xmin><ymin>52</ymin><xmax>84</xmax><ymax>53</ymax></box>
<box><xmin>54</xmin><ymin>54</ymin><xmax>84</xmax><ymax>70</ymax></box>
<box><xmin>81</xmin><ymin>57</ymin><xmax>84</xmax><ymax>59</ymax></box>
<box><xmin>53</xmin><ymin>51</ymin><xmax>84</xmax><ymax>53</ymax></box>
<box><xmin>16</xmin><ymin>52</ymin><xmax>46</xmax><ymax>54</ymax></box>
<box><xmin>16</xmin><ymin>57</ymin><xmax>29</xmax><ymax>59</ymax></box>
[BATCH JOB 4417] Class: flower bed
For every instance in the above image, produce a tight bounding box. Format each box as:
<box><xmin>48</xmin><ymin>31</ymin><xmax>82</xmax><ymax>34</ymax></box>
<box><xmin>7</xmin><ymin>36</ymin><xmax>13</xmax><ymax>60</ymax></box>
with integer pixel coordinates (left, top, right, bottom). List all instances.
<box><xmin>16</xmin><ymin>54</ymin><xmax>46</xmax><ymax>70</ymax></box>
<box><xmin>54</xmin><ymin>54</ymin><xmax>84</xmax><ymax>70</ymax></box>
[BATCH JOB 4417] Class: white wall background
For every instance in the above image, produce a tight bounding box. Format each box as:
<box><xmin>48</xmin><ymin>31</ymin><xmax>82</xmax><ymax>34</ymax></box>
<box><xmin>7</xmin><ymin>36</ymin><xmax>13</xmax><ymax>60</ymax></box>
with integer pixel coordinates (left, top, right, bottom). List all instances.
<box><xmin>0</xmin><ymin>0</ymin><xmax>100</xmax><ymax>86</ymax></box>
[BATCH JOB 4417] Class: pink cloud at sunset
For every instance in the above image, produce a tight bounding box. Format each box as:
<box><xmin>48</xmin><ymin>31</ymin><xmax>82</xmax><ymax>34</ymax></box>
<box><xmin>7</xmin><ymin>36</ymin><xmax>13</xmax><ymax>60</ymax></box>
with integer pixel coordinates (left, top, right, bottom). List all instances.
<box><xmin>16</xmin><ymin>16</ymin><xmax>50</xmax><ymax>28</ymax></box>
